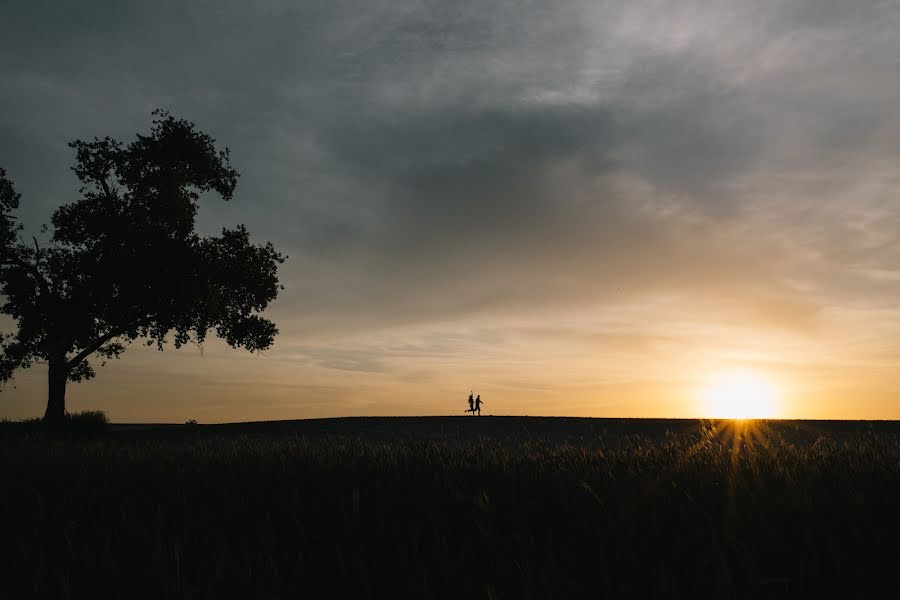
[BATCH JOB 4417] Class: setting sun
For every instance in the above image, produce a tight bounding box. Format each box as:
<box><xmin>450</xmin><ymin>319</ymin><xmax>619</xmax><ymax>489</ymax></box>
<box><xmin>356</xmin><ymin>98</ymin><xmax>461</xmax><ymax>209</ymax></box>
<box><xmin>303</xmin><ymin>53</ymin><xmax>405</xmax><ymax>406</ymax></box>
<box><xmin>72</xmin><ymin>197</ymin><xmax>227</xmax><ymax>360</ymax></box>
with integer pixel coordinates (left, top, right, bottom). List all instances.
<box><xmin>700</xmin><ymin>369</ymin><xmax>780</xmax><ymax>419</ymax></box>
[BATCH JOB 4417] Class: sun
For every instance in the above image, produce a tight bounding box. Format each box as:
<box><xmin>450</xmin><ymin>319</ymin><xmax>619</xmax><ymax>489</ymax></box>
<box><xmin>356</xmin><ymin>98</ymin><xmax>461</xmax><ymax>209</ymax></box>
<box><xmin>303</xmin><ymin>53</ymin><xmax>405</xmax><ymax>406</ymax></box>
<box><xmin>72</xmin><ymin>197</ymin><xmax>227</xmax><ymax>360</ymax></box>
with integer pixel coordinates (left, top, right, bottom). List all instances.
<box><xmin>700</xmin><ymin>369</ymin><xmax>780</xmax><ymax>419</ymax></box>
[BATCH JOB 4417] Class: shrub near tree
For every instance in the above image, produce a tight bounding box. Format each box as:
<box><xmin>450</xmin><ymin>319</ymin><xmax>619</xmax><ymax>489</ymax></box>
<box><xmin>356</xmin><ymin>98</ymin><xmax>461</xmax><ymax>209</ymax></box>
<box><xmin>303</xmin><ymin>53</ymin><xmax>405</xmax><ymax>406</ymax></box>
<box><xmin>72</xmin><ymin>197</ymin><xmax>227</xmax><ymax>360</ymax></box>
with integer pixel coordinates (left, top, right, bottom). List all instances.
<box><xmin>0</xmin><ymin>111</ymin><xmax>285</xmax><ymax>420</ymax></box>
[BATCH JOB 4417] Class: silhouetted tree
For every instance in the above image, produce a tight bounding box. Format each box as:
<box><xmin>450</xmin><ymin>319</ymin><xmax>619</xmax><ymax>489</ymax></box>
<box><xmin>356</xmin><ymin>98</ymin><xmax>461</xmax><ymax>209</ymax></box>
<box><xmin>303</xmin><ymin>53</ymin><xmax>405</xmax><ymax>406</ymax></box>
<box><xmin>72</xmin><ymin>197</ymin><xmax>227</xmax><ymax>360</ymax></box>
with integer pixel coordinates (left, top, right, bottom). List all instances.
<box><xmin>0</xmin><ymin>111</ymin><xmax>285</xmax><ymax>420</ymax></box>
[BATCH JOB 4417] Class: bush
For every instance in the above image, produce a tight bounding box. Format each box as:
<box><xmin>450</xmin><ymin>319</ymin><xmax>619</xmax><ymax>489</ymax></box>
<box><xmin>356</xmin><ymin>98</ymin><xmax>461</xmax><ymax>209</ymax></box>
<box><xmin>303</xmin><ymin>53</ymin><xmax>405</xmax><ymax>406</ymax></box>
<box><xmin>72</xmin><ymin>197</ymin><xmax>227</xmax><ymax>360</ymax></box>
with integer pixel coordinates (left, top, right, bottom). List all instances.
<box><xmin>63</xmin><ymin>410</ymin><xmax>110</xmax><ymax>434</ymax></box>
<box><xmin>0</xmin><ymin>410</ymin><xmax>111</xmax><ymax>436</ymax></box>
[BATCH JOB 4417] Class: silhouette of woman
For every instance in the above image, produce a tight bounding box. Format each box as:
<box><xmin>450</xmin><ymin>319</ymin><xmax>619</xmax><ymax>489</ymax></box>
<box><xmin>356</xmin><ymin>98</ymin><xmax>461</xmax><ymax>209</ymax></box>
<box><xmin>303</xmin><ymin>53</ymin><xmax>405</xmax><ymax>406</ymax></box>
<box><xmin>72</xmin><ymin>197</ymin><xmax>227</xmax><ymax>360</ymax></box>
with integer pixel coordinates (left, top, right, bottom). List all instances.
<box><xmin>475</xmin><ymin>394</ymin><xmax>483</xmax><ymax>416</ymax></box>
<box><xmin>467</xmin><ymin>391</ymin><xmax>475</xmax><ymax>415</ymax></box>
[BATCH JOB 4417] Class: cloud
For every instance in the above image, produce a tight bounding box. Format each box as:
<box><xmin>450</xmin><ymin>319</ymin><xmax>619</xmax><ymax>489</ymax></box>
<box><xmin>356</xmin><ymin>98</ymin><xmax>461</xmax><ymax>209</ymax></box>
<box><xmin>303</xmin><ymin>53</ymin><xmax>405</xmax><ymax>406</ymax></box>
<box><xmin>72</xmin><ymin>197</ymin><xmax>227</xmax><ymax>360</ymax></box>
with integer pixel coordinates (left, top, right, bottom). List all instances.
<box><xmin>3</xmin><ymin>1</ymin><xmax>895</xmax><ymax>323</ymax></box>
<box><xmin>3</xmin><ymin>0</ymin><xmax>900</xmax><ymax>418</ymax></box>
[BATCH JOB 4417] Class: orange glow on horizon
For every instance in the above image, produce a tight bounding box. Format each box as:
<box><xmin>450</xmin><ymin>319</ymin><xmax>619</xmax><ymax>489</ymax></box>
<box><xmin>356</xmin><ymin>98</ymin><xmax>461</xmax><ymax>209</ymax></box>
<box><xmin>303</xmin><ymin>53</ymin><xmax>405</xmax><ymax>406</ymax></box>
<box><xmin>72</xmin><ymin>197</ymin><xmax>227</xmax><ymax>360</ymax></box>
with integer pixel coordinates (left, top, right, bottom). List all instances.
<box><xmin>699</xmin><ymin>369</ymin><xmax>781</xmax><ymax>419</ymax></box>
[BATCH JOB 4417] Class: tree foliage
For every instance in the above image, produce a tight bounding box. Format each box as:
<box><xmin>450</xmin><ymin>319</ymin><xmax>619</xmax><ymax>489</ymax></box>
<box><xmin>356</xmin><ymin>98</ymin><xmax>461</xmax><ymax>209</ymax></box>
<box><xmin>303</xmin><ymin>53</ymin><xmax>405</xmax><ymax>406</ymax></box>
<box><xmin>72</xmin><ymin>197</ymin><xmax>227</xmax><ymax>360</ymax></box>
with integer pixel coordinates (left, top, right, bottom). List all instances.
<box><xmin>0</xmin><ymin>111</ymin><xmax>285</xmax><ymax>415</ymax></box>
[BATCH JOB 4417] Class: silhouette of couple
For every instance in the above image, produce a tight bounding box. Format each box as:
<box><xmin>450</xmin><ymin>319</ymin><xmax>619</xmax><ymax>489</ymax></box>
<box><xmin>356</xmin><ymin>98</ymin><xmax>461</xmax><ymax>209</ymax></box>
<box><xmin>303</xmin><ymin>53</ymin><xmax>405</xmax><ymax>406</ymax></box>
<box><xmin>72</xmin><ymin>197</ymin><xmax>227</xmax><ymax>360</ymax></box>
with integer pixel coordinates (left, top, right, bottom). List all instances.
<box><xmin>465</xmin><ymin>391</ymin><xmax>484</xmax><ymax>416</ymax></box>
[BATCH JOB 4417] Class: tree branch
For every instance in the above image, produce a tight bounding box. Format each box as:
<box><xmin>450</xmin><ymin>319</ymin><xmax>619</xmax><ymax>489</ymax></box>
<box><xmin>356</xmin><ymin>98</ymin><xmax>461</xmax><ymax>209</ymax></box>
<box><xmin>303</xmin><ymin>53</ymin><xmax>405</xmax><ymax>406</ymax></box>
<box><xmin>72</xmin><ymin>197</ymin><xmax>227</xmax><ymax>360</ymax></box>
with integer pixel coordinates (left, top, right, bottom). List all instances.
<box><xmin>98</xmin><ymin>175</ymin><xmax>115</xmax><ymax>204</ymax></box>
<box><xmin>1</xmin><ymin>253</ymin><xmax>51</xmax><ymax>298</ymax></box>
<box><xmin>66</xmin><ymin>329</ymin><xmax>124</xmax><ymax>369</ymax></box>
<box><xmin>66</xmin><ymin>315</ymin><xmax>151</xmax><ymax>369</ymax></box>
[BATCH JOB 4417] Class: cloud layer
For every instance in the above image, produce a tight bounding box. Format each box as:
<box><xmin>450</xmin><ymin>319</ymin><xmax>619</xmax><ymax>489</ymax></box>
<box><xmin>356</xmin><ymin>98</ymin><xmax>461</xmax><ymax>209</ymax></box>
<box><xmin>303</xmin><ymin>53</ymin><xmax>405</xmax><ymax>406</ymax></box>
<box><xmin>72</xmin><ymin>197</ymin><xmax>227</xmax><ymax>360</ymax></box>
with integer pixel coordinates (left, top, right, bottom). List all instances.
<box><xmin>2</xmin><ymin>0</ymin><xmax>900</xmax><ymax>419</ymax></box>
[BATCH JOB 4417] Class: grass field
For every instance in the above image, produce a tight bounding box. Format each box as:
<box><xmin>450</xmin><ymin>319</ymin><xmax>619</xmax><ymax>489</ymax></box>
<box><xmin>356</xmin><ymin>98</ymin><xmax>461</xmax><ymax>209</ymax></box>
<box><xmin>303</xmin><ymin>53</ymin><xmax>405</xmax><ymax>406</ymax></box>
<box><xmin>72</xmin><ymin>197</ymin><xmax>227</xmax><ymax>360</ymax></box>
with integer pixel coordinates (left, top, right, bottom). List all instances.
<box><xmin>1</xmin><ymin>417</ymin><xmax>898</xmax><ymax>598</ymax></box>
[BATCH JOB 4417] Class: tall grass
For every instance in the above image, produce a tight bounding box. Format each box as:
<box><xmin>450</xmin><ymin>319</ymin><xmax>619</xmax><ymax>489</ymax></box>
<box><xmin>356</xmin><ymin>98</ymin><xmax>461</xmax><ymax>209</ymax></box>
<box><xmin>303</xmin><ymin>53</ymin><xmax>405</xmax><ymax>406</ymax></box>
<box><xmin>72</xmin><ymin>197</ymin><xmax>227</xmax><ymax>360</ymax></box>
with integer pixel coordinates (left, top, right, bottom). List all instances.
<box><xmin>0</xmin><ymin>422</ymin><xmax>897</xmax><ymax>598</ymax></box>
<box><xmin>0</xmin><ymin>410</ymin><xmax>110</xmax><ymax>435</ymax></box>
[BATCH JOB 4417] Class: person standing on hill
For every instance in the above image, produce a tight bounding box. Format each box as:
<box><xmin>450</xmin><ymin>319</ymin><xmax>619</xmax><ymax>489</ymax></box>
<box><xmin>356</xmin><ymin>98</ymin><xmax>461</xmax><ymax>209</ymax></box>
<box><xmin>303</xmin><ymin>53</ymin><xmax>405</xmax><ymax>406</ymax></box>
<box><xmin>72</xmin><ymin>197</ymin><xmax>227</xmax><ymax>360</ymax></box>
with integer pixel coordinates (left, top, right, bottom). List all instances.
<box><xmin>475</xmin><ymin>394</ymin><xmax>484</xmax><ymax>416</ymax></box>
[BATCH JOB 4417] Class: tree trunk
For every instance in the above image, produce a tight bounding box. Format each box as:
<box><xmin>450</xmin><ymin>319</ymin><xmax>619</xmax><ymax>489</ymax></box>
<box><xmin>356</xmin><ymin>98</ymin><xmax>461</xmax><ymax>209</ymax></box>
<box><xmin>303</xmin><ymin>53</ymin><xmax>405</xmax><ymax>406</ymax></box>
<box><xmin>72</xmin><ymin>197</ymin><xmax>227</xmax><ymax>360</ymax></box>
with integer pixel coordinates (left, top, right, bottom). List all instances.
<box><xmin>44</xmin><ymin>360</ymin><xmax>68</xmax><ymax>421</ymax></box>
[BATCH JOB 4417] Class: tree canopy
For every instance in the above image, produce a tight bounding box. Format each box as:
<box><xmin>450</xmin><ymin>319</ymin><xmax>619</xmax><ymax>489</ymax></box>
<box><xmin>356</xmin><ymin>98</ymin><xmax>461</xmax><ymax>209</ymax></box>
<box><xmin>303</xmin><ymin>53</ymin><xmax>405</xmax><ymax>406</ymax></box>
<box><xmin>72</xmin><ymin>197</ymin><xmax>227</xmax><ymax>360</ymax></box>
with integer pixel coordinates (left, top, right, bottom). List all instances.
<box><xmin>0</xmin><ymin>111</ymin><xmax>285</xmax><ymax>419</ymax></box>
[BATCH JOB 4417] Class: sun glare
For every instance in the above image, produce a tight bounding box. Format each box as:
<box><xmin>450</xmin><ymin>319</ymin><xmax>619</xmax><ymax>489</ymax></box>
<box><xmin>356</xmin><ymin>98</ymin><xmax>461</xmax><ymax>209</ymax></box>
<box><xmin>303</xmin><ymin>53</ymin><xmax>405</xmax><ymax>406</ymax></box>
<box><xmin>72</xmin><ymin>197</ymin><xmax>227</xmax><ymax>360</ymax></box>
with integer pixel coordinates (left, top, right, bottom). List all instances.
<box><xmin>700</xmin><ymin>369</ymin><xmax>780</xmax><ymax>419</ymax></box>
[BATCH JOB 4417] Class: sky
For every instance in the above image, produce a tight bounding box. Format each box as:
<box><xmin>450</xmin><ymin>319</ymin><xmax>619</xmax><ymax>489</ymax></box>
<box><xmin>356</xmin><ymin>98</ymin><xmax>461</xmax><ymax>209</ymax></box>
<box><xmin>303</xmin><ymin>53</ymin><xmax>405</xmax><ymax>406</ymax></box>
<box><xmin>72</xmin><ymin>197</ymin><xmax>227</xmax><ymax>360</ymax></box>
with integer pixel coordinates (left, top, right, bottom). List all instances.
<box><xmin>2</xmin><ymin>0</ymin><xmax>900</xmax><ymax>421</ymax></box>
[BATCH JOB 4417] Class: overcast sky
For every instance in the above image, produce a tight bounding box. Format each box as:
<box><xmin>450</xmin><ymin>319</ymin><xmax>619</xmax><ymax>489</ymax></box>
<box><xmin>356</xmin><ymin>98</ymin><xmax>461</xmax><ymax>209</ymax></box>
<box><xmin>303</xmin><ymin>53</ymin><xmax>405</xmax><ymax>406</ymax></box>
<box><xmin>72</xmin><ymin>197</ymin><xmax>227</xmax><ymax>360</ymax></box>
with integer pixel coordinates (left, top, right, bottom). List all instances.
<box><xmin>2</xmin><ymin>1</ymin><xmax>900</xmax><ymax>421</ymax></box>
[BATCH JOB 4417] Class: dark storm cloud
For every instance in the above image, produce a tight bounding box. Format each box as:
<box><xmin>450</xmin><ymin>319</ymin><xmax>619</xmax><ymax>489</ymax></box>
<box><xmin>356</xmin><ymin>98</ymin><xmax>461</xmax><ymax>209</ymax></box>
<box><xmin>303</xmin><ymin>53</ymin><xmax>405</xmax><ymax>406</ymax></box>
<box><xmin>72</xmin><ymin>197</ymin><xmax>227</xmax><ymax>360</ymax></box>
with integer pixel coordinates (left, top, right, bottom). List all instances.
<box><xmin>1</xmin><ymin>0</ymin><xmax>898</xmax><ymax>338</ymax></box>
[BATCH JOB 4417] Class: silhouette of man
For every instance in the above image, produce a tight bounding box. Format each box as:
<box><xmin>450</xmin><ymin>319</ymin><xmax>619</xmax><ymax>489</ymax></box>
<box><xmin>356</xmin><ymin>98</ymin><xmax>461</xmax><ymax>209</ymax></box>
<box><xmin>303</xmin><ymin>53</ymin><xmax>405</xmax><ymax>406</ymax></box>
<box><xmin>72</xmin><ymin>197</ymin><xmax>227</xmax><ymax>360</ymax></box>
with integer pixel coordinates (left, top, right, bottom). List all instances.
<box><xmin>475</xmin><ymin>394</ymin><xmax>483</xmax><ymax>416</ymax></box>
<box><xmin>467</xmin><ymin>391</ymin><xmax>474</xmax><ymax>415</ymax></box>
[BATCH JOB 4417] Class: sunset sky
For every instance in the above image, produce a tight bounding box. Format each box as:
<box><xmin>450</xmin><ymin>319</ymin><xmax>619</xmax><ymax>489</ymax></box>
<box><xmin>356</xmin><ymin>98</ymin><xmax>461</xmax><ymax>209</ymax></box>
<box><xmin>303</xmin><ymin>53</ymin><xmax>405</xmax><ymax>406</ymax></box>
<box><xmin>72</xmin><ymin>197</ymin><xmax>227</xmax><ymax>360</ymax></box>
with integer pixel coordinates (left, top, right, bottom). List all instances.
<box><xmin>2</xmin><ymin>1</ymin><xmax>900</xmax><ymax>421</ymax></box>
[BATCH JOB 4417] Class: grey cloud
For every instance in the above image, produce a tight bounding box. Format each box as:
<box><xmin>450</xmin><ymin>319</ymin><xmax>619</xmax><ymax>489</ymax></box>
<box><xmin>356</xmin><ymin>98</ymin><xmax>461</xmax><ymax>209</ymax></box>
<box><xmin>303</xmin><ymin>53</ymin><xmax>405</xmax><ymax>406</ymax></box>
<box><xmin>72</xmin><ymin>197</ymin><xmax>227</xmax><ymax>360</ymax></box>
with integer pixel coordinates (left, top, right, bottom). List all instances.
<box><xmin>2</xmin><ymin>0</ymin><xmax>899</xmax><ymax>338</ymax></box>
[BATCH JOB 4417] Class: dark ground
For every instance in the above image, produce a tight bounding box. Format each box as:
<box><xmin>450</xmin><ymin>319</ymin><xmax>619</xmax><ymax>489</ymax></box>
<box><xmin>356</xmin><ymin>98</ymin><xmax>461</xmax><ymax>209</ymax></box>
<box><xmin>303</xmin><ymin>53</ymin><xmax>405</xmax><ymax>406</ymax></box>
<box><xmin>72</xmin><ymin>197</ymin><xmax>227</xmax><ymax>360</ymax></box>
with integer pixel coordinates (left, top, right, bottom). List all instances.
<box><xmin>112</xmin><ymin>414</ymin><xmax>900</xmax><ymax>445</ymax></box>
<box><xmin>2</xmin><ymin>416</ymin><xmax>899</xmax><ymax>599</ymax></box>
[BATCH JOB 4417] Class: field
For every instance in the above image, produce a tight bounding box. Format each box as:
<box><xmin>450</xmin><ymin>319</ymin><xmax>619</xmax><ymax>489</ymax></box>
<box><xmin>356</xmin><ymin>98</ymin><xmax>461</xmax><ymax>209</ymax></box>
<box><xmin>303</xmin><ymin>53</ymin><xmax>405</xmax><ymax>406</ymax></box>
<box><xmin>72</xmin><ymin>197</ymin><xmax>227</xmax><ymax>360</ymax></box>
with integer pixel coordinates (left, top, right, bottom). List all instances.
<box><xmin>2</xmin><ymin>417</ymin><xmax>899</xmax><ymax>598</ymax></box>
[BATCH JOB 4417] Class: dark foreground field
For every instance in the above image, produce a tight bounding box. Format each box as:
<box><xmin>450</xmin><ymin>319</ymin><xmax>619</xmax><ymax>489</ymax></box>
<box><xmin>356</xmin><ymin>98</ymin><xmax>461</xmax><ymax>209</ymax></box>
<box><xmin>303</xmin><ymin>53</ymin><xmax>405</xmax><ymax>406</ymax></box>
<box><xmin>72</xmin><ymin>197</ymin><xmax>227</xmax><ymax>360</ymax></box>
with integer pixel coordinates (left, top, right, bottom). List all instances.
<box><xmin>2</xmin><ymin>417</ymin><xmax>899</xmax><ymax>598</ymax></box>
